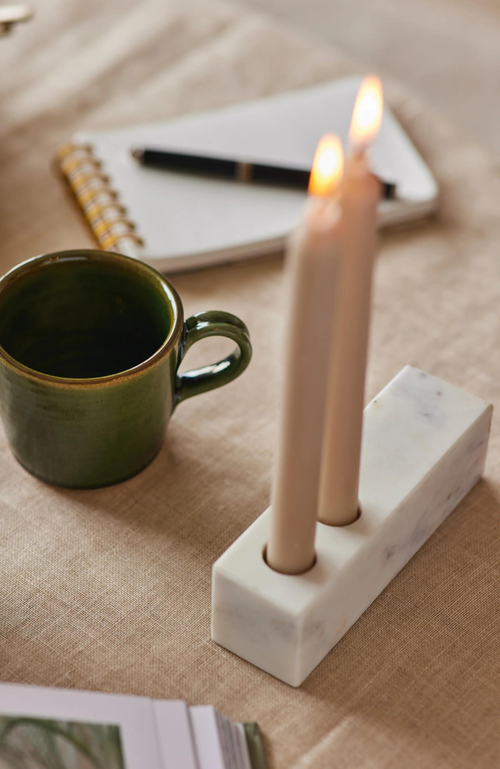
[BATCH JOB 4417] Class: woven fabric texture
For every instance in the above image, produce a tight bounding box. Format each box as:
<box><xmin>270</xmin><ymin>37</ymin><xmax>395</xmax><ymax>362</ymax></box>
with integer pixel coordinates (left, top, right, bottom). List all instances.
<box><xmin>1</xmin><ymin>1</ymin><xmax>500</xmax><ymax>767</ymax></box>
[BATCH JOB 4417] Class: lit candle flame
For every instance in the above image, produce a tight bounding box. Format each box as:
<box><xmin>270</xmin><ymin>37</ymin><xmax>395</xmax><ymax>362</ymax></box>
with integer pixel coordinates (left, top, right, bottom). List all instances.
<box><xmin>308</xmin><ymin>134</ymin><xmax>344</xmax><ymax>197</ymax></box>
<box><xmin>349</xmin><ymin>75</ymin><xmax>383</xmax><ymax>153</ymax></box>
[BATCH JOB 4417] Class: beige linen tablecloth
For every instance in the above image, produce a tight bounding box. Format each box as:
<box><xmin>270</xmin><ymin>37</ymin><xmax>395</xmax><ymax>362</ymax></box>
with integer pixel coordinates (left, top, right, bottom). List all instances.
<box><xmin>1</xmin><ymin>1</ymin><xmax>500</xmax><ymax>767</ymax></box>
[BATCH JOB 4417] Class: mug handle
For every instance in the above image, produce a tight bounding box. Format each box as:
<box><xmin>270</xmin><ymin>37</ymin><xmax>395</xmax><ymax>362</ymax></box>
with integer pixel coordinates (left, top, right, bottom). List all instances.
<box><xmin>174</xmin><ymin>311</ymin><xmax>252</xmax><ymax>407</ymax></box>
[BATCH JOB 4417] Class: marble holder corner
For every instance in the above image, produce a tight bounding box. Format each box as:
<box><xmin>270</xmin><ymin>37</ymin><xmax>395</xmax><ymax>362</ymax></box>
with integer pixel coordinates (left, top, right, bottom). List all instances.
<box><xmin>211</xmin><ymin>366</ymin><xmax>492</xmax><ymax>687</ymax></box>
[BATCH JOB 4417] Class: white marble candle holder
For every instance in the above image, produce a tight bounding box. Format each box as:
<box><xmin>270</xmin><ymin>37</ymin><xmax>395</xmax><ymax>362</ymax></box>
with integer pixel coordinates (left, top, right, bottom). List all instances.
<box><xmin>212</xmin><ymin>366</ymin><xmax>492</xmax><ymax>687</ymax></box>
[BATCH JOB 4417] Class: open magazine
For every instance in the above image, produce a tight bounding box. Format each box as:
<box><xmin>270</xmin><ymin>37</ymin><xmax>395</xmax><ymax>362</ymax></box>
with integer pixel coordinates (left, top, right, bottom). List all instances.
<box><xmin>0</xmin><ymin>683</ymin><xmax>267</xmax><ymax>769</ymax></box>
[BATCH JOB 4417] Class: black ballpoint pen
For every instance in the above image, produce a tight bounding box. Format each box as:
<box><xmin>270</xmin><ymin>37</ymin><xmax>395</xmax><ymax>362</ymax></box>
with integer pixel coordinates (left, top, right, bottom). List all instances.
<box><xmin>131</xmin><ymin>147</ymin><xmax>397</xmax><ymax>200</ymax></box>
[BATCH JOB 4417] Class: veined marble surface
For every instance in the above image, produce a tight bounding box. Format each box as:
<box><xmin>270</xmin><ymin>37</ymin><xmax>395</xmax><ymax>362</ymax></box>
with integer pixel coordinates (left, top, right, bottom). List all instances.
<box><xmin>212</xmin><ymin>366</ymin><xmax>492</xmax><ymax>687</ymax></box>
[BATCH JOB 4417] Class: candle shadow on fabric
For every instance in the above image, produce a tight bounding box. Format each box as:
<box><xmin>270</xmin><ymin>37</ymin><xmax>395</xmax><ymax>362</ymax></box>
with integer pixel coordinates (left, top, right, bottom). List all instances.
<box><xmin>297</xmin><ymin>477</ymin><xmax>500</xmax><ymax>765</ymax></box>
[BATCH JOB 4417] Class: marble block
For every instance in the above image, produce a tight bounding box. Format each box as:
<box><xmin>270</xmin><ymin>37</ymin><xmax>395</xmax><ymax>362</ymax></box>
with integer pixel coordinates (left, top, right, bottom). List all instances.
<box><xmin>211</xmin><ymin>366</ymin><xmax>492</xmax><ymax>687</ymax></box>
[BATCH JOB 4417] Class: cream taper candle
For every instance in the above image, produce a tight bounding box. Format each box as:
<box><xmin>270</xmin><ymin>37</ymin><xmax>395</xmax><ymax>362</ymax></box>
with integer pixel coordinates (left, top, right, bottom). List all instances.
<box><xmin>318</xmin><ymin>76</ymin><xmax>383</xmax><ymax>527</ymax></box>
<box><xmin>267</xmin><ymin>136</ymin><xmax>344</xmax><ymax>574</ymax></box>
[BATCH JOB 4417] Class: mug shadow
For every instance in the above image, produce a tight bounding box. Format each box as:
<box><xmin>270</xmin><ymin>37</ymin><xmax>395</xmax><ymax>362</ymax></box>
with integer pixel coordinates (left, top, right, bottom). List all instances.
<box><xmin>49</xmin><ymin>417</ymin><xmax>271</xmax><ymax>562</ymax></box>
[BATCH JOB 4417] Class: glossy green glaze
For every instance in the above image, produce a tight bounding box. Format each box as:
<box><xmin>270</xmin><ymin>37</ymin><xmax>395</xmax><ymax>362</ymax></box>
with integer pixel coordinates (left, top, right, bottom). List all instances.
<box><xmin>0</xmin><ymin>250</ymin><xmax>252</xmax><ymax>488</ymax></box>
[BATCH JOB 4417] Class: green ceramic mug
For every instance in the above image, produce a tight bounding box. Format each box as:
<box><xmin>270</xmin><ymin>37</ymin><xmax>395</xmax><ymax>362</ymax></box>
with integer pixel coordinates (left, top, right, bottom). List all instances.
<box><xmin>0</xmin><ymin>250</ymin><xmax>252</xmax><ymax>488</ymax></box>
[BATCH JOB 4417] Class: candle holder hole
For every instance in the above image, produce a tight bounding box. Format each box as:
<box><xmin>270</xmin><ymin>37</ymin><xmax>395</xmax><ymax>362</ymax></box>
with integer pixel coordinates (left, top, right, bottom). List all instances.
<box><xmin>320</xmin><ymin>504</ymin><xmax>362</xmax><ymax>528</ymax></box>
<box><xmin>262</xmin><ymin>544</ymin><xmax>317</xmax><ymax>575</ymax></box>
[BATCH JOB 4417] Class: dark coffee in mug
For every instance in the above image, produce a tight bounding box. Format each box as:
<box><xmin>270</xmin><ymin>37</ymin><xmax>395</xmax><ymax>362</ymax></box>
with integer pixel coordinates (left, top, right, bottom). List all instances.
<box><xmin>0</xmin><ymin>251</ymin><xmax>251</xmax><ymax>488</ymax></box>
<box><xmin>0</xmin><ymin>257</ymin><xmax>172</xmax><ymax>379</ymax></box>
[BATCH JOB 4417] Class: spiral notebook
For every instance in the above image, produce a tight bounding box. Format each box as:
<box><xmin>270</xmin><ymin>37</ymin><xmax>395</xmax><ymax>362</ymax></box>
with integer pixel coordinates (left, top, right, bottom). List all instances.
<box><xmin>56</xmin><ymin>76</ymin><xmax>438</xmax><ymax>273</ymax></box>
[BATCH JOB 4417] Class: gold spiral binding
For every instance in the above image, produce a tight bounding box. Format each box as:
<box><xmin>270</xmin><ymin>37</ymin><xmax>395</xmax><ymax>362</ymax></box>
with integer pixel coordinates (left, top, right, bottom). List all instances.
<box><xmin>55</xmin><ymin>143</ymin><xmax>143</xmax><ymax>252</ymax></box>
<box><xmin>76</xmin><ymin>186</ymin><xmax>117</xmax><ymax>207</ymax></box>
<box><xmin>93</xmin><ymin>218</ymin><xmax>135</xmax><ymax>238</ymax></box>
<box><xmin>100</xmin><ymin>231</ymin><xmax>144</xmax><ymax>251</ymax></box>
<box><xmin>56</xmin><ymin>143</ymin><xmax>92</xmax><ymax>161</ymax></box>
<box><xmin>70</xmin><ymin>173</ymin><xmax>110</xmax><ymax>194</ymax></box>
<box><xmin>85</xmin><ymin>202</ymin><xmax>126</xmax><ymax>221</ymax></box>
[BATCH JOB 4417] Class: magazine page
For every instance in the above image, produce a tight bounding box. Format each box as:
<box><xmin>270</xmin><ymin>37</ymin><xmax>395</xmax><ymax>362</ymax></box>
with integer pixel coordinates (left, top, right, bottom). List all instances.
<box><xmin>189</xmin><ymin>706</ymin><xmax>226</xmax><ymax>769</ymax></box>
<box><xmin>0</xmin><ymin>682</ymin><xmax>163</xmax><ymax>769</ymax></box>
<box><xmin>215</xmin><ymin>713</ymin><xmax>251</xmax><ymax>769</ymax></box>
<box><xmin>153</xmin><ymin>701</ymin><xmax>199</xmax><ymax>769</ymax></box>
<box><xmin>190</xmin><ymin>706</ymin><xmax>252</xmax><ymax>769</ymax></box>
